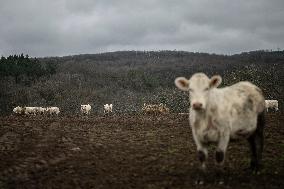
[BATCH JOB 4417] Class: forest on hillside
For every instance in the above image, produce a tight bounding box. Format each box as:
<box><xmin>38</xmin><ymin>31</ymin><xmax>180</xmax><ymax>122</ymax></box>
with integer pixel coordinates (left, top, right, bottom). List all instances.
<box><xmin>0</xmin><ymin>50</ymin><xmax>283</xmax><ymax>114</ymax></box>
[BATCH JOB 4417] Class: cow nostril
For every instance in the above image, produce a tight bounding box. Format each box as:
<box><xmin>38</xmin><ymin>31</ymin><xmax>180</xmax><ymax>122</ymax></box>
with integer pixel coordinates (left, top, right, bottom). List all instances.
<box><xmin>193</xmin><ymin>103</ymin><xmax>203</xmax><ymax>110</ymax></box>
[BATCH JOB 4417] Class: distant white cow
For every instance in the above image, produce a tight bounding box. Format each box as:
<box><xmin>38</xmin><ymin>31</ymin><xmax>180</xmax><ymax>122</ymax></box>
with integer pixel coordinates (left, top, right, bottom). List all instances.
<box><xmin>104</xmin><ymin>104</ymin><xmax>113</xmax><ymax>113</ymax></box>
<box><xmin>24</xmin><ymin>107</ymin><xmax>38</xmax><ymax>115</ymax></box>
<box><xmin>265</xmin><ymin>100</ymin><xmax>279</xmax><ymax>112</ymax></box>
<box><xmin>13</xmin><ymin>106</ymin><xmax>23</xmax><ymax>115</ymax></box>
<box><xmin>38</xmin><ymin>107</ymin><xmax>46</xmax><ymax>115</ymax></box>
<box><xmin>175</xmin><ymin>73</ymin><xmax>266</xmax><ymax>176</ymax></box>
<box><xmin>46</xmin><ymin>107</ymin><xmax>60</xmax><ymax>115</ymax></box>
<box><xmin>81</xmin><ymin>104</ymin><xmax>92</xmax><ymax>115</ymax></box>
<box><xmin>43</xmin><ymin>108</ymin><xmax>49</xmax><ymax>114</ymax></box>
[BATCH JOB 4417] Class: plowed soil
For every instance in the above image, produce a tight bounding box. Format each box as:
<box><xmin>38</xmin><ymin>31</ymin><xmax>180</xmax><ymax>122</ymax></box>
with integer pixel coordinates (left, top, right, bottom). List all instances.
<box><xmin>0</xmin><ymin>113</ymin><xmax>283</xmax><ymax>189</ymax></box>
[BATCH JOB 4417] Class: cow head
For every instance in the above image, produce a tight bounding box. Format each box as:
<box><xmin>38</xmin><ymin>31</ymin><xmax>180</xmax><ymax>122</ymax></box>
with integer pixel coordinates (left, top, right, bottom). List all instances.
<box><xmin>175</xmin><ymin>73</ymin><xmax>222</xmax><ymax>111</ymax></box>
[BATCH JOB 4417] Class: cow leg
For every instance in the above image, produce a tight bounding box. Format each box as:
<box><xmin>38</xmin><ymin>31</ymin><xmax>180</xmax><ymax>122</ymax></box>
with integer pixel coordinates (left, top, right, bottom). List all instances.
<box><xmin>247</xmin><ymin>111</ymin><xmax>265</xmax><ymax>173</ymax></box>
<box><xmin>197</xmin><ymin>149</ymin><xmax>208</xmax><ymax>170</ymax></box>
<box><xmin>216</xmin><ymin>128</ymin><xmax>230</xmax><ymax>164</ymax></box>
<box><xmin>192</xmin><ymin>132</ymin><xmax>208</xmax><ymax>170</ymax></box>
<box><xmin>192</xmin><ymin>132</ymin><xmax>208</xmax><ymax>185</ymax></box>
<box><xmin>195</xmin><ymin>147</ymin><xmax>208</xmax><ymax>185</ymax></box>
<box><xmin>215</xmin><ymin>129</ymin><xmax>230</xmax><ymax>185</ymax></box>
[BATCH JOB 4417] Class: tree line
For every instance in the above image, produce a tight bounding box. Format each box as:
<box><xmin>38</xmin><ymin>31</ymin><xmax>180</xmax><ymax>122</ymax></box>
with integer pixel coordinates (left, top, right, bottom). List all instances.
<box><xmin>0</xmin><ymin>54</ymin><xmax>57</xmax><ymax>84</ymax></box>
<box><xmin>0</xmin><ymin>50</ymin><xmax>283</xmax><ymax>114</ymax></box>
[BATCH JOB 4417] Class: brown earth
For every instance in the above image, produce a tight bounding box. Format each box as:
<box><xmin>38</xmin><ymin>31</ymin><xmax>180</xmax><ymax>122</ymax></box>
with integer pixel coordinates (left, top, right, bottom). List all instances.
<box><xmin>0</xmin><ymin>113</ymin><xmax>283</xmax><ymax>189</ymax></box>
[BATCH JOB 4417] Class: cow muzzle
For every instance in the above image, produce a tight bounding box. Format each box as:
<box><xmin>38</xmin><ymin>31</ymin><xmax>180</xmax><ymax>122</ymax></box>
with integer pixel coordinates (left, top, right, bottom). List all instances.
<box><xmin>192</xmin><ymin>102</ymin><xmax>203</xmax><ymax>111</ymax></box>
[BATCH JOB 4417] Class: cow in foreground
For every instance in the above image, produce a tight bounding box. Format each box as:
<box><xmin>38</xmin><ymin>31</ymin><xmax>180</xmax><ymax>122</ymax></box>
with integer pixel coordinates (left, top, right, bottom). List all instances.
<box><xmin>175</xmin><ymin>73</ymin><xmax>265</xmax><ymax>177</ymax></box>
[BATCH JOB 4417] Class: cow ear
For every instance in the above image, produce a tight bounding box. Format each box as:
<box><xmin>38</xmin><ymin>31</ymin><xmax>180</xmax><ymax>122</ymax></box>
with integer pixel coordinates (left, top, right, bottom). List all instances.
<box><xmin>175</xmin><ymin>77</ymin><xmax>190</xmax><ymax>91</ymax></box>
<box><xmin>210</xmin><ymin>75</ymin><xmax>222</xmax><ymax>88</ymax></box>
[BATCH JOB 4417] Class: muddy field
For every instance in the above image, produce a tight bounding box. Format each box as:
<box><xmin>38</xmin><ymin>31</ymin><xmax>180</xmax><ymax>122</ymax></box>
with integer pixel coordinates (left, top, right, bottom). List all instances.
<box><xmin>0</xmin><ymin>113</ymin><xmax>283</xmax><ymax>189</ymax></box>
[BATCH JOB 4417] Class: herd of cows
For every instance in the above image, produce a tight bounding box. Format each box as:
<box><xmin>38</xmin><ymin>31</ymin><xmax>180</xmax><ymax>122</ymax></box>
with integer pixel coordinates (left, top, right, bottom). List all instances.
<box><xmin>13</xmin><ymin>106</ymin><xmax>60</xmax><ymax>115</ymax></box>
<box><xmin>12</xmin><ymin>97</ymin><xmax>278</xmax><ymax>117</ymax></box>
<box><xmin>12</xmin><ymin>103</ymin><xmax>114</xmax><ymax>116</ymax></box>
<box><xmin>12</xmin><ymin>103</ymin><xmax>171</xmax><ymax>116</ymax></box>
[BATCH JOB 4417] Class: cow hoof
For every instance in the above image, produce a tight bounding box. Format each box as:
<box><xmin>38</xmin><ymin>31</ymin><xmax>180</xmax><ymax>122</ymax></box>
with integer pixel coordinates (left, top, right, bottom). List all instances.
<box><xmin>215</xmin><ymin>150</ymin><xmax>224</xmax><ymax>163</ymax></box>
<box><xmin>198</xmin><ymin>150</ymin><xmax>206</xmax><ymax>162</ymax></box>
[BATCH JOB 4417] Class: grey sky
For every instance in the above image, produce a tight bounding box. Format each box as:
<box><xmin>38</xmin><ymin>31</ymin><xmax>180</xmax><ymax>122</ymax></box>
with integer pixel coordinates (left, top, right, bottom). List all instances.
<box><xmin>0</xmin><ymin>0</ymin><xmax>284</xmax><ymax>57</ymax></box>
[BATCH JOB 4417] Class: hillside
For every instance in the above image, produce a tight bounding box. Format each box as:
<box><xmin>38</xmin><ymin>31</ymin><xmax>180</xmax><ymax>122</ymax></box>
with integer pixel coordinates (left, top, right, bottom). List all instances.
<box><xmin>1</xmin><ymin>50</ymin><xmax>283</xmax><ymax>114</ymax></box>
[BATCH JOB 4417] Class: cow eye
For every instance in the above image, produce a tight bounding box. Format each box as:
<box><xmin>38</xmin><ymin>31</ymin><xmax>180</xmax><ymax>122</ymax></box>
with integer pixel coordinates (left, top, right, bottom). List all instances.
<box><xmin>189</xmin><ymin>88</ymin><xmax>193</xmax><ymax>92</ymax></box>
<box><xmin>204</xmin><ymin>87</ymin><xmax>209</xmax><ymax>91</ymax></box>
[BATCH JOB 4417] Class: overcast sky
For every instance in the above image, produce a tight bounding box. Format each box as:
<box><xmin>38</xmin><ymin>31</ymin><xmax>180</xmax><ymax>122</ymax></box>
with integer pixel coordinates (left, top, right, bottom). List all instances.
<box><xmin>0</xmin><ymin>0</ymin><xmax>284</xmax><ymax>57</ymax></box>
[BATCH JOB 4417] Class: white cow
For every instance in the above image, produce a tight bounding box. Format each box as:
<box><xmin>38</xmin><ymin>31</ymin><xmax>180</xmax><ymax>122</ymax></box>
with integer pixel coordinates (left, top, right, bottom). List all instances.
<box><xmin>265</xmin><ymin>100</ymin><xmax>278</xmax><ymax>112</ymax></box>
<box><xmin>46</xmin><ymin>107</ymin><xmax>60</xmax><ymax>115</ymax></box>
<box><xmin>13</xmin><ymin>106</ymin><xmax>23</xmax><ymax>114</ymax></box>
<box><xmin>24</xmin><ymin>107</ymin><xmax>38</xmax><ymax>115</ymax></box>
<box><xmin>104</xmin><ymin>104</ymin><xmax>113</xmax><ymax>113</ymax></box>
<box><xmin>38</xmin><ymin>107</ymin><xmax>46</xmax><ymax>115</ymax></box>
<box><xmin>175</xmin><ymin>73</ymin><xmax>265</xmax><ymax>175</ymax></box>
<box><xmin>43</xmin><ymin>108</ymin><xmax>49</xmax><ymax>114</ymax></box>
<box><xmin>81</xmin><ymin>104</ymin><xmax>92</xmax><ymax>115</ymax></box>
